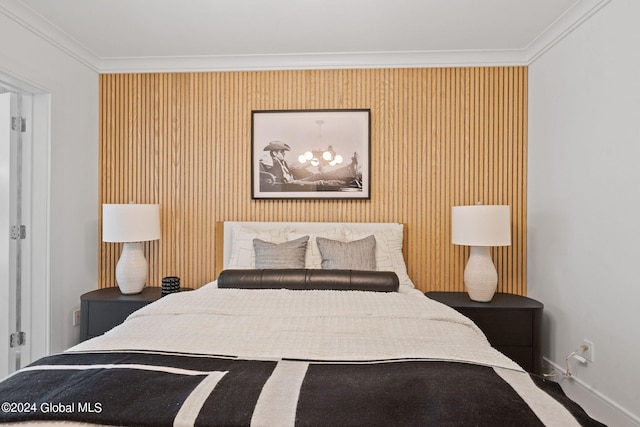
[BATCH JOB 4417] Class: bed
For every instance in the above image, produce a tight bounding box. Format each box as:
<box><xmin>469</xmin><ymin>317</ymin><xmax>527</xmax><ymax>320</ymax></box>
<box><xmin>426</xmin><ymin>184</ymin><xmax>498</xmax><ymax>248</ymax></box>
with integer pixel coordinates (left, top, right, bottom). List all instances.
<box><xmin>0</xmin><ymin>222</ymin><xmax>604</xmax><ymax>426</ymax></box>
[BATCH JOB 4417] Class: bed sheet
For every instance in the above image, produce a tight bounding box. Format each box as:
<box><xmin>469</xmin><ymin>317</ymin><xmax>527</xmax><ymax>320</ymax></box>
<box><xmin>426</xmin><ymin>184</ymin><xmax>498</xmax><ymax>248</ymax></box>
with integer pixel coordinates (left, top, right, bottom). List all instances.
<box><xmin>70</xmin><ymin>283</ymin><xmax>518</xmax><ymax>369</ymax></box>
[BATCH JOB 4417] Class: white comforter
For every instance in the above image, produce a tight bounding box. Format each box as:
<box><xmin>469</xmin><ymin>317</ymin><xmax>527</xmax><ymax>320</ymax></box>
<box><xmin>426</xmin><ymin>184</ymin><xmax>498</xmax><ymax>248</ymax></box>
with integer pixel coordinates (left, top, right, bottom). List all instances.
<box><xmin>70</xmin><ymin>283</ymin><xmax>521</xmax><ymax>371</ymax></box>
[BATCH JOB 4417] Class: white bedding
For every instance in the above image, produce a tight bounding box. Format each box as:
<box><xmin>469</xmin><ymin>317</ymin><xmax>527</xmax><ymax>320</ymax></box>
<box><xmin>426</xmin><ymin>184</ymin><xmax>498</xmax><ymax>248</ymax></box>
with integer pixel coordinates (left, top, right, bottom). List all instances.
<box><xmin>70</xmin><ymin>283</ymin><xmax>521</xmax><ymax>372</ymax></box>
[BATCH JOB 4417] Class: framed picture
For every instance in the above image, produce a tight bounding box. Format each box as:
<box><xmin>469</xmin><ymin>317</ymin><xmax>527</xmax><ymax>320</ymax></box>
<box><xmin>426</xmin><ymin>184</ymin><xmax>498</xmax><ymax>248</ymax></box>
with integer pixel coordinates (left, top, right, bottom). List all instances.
<box><xmin>251</xmin><ymin>109</ymin><xmax>370</xmax><ymax>200</ymax></box>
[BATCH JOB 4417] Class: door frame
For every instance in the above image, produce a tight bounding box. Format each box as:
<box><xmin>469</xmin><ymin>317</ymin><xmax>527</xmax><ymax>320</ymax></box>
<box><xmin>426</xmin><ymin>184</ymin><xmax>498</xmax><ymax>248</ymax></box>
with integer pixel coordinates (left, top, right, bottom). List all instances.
<box><xmin>0</xmin><ymin>73</ymin><xmax>51</xmax><ymax>376</ymax></box>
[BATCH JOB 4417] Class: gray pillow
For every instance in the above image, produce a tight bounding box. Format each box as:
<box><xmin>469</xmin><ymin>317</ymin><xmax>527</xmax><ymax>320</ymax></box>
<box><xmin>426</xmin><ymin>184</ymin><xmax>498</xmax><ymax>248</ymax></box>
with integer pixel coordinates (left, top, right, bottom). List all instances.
<box><xmin>253</xmin><ymin>236</ymin><xmax>309</xmax><ymax>269</ymax></box>
<box><xmin>316</xmin><ymin>235</ymin><xmax>376</xmax><ymax>270</ymax></box>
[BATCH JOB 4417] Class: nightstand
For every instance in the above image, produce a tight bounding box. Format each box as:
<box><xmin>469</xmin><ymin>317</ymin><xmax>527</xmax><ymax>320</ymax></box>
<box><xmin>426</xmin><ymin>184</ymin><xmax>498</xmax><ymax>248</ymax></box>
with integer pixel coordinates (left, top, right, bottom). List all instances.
<box><xmin>425</xmin><ymin>291</ymin><xmax>543</xmax><ymax>375</ymax></box>
<box><xmin>79</xmin><ymin>287</ymin><xmax>189</xmax><ymax>342</ymax></box>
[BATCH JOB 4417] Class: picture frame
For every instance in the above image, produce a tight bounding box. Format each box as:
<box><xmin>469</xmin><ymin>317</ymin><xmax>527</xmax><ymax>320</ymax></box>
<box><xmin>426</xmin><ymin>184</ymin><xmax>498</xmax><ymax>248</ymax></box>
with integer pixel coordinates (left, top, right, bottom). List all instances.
<box><xmin>251</xmin><ymin>109</ymin><xmax>371</xmax><ymax>200</ymax></box>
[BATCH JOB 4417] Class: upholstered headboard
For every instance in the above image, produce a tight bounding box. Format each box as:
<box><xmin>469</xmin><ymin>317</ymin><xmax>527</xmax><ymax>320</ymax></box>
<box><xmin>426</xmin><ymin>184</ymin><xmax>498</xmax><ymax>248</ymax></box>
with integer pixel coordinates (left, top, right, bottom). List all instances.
<box><xmin>214</xmin><ymin>221</ymin><xmax>408</xmax><ymax>278</ymax></box>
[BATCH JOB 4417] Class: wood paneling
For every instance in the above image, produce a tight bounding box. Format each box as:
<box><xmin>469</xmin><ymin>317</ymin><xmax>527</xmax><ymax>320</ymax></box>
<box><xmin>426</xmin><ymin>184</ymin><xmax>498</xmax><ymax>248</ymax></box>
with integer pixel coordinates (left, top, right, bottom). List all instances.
<box><xmin>99</xmin><ymin>67</ymin><xmax>527</xmax><ymax>294</ymax></box>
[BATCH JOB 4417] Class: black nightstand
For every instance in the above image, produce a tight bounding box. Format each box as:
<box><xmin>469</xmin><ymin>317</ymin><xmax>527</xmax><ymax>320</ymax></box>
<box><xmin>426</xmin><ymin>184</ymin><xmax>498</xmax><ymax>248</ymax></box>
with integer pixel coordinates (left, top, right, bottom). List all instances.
<box><xmin>425</xmin><ymin>292</ymin><xmax>543</xmax><ymax>375</ymax></box>
<box><xmin>79</xmin><ymin>287</ymin><xmax>189</xmax><ymax>342</ymax></box>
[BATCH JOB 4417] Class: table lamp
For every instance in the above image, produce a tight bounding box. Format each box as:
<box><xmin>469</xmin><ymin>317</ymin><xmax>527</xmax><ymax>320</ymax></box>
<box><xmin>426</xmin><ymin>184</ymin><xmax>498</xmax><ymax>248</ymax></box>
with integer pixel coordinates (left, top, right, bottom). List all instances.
<box><xmin>102</xmin><ymin>203</ymin><xmax>160</xmax><ymax>294</ymax></box>
<box><xmin>451</xmin><ymin>204</ymin><xmax>511</xmax><ymax>302</ymax></box>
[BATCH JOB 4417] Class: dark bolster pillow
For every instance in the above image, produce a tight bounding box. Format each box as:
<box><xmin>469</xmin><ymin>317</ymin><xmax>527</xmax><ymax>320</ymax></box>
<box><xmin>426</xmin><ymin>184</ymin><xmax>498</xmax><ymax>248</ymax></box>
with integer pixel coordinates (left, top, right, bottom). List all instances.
<box><xmin>218</xmin><ymin>269</ymin><xmax>399</xmax><ymax>292</ymax></box>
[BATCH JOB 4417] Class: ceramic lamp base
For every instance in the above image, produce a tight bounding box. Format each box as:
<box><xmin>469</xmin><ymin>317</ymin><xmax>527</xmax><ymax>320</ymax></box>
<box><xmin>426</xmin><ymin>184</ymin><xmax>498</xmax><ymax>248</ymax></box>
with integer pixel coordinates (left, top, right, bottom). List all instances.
<box><xmin>463</xmin><ymin>246</ymin><xmax>498</xmax><ymax>302</ymax></box>
<box><xmin>115</xmin><ymin>242</ymin><xmax>148</xmax><ymax>294</ymax></box>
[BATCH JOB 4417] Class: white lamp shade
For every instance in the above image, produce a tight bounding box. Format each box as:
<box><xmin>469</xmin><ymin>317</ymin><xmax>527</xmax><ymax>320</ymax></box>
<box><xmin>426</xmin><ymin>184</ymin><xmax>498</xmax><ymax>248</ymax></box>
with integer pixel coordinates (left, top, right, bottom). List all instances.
<box><xmin>102</xmin><ymin>204</ymin><xmax>161</xmax><ymax>243</ymax></box>
<box><xmin>451</xmin><ymin>205</ymin><xmax>511</xmax><ymax>247</ymax></box>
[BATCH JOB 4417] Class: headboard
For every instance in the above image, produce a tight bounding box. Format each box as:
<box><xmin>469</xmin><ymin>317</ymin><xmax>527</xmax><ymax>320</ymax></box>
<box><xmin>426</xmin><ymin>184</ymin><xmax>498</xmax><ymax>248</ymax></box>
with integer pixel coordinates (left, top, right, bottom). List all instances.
<box><xmin>214</xmin><ymin>221</ymin><xmax>408</xmax><ymax>278</ymax></box>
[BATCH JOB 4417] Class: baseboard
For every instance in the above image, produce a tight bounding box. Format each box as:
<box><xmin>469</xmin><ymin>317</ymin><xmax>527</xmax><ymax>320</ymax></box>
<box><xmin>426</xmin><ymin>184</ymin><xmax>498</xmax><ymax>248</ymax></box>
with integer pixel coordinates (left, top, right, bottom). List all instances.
<box><xmin>544</xmin><ymin>358</ymin><xmax>640</xmax><ymax>427</ymax></box>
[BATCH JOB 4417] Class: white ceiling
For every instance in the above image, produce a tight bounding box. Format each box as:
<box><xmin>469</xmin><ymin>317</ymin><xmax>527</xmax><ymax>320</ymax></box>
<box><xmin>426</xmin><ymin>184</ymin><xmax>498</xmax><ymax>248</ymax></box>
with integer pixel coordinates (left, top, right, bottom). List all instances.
<box><xmin>2</xmin><ymin>0</ymin><xmax>609</xmax><ymax>72</ymax></box>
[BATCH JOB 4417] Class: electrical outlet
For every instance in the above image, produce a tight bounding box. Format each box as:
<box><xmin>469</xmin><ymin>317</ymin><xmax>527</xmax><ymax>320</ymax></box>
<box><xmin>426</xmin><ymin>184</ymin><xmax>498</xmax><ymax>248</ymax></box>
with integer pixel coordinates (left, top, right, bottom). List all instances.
<box><xmin>73</xmin><ymin>309</ymin><xmax>81</xmax><ymax>326</ymax></box>
<box><xmin>582</xmin><ymin>339</ymin><xmax>594</xmax><ymax>362</ymax></box>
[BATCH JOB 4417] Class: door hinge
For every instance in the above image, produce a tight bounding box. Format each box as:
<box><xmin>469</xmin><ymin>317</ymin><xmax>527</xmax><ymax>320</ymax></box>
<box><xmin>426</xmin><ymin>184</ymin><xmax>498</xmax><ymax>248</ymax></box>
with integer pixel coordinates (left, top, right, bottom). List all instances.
<box><xmin>10</xmin><ymin>225</ymin><xmax>26</xmax><ymax>240</ymax></box>
<box><xmin>10</xmin><ymin>332</ymin><xmax>26</xmax><ymax>348</ymax></box>
<box><xmin>11</xmin><ymin>116</ymin><xmax>26</xmax><ymax>132</ymax></box>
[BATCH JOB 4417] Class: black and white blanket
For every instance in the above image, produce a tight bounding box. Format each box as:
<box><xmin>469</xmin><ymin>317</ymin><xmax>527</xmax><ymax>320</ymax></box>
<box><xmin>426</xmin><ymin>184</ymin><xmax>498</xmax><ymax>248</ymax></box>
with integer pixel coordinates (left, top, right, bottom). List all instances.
<box><xmin>0</xmin><ymin>350</ymin><xmax>604</xmax><ymax>426</ymax></box>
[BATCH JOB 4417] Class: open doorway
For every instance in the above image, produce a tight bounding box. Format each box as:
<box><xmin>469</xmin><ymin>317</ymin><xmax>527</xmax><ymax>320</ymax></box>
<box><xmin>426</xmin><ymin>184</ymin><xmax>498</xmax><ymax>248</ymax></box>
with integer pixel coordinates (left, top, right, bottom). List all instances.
<box><xmin>0</xmin><ymin>74</ymin><xmax>50</xmax><ymax>379</ymax></box>
<box><xmin>1</xmin><ymin>88</ymin><xmax>31</xmax><ymax>378</ymax></box>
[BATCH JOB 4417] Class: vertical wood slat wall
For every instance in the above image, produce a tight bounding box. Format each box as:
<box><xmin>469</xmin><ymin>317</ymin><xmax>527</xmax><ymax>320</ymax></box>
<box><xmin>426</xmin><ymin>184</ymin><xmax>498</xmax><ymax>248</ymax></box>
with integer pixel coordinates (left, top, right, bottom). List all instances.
<box><xmin>99</xmin><ymin>67</ymin><xmax>527</xmax><ymax>294</ymax></box>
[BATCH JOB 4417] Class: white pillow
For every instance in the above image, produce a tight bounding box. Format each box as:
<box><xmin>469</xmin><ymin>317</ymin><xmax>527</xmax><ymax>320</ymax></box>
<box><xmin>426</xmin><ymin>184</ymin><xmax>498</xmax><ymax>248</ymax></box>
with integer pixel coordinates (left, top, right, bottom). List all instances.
<box><xmin>227</xmin><ymin>226</ymin><xmax>289</xmax><ymax>269</ymax></box>
<box><xmin>345</xmin><ymin>226</ymin><xmax>415</xmax><ymax>288</ymax></box>
<box><xmin>289</xmin><ymin>227</ymin><xmax>345</xmax><ymax>269</ymax></box>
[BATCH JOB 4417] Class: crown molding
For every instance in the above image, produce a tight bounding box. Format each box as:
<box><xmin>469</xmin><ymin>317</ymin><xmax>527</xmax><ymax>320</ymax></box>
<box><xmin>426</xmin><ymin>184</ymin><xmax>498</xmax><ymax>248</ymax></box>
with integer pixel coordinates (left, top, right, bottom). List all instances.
<box><xmin>96</xmin><ymin>49</ymin><xmax>531</xmax><ymax>74</ymax></box>
<box><xmin>526</xmin><ymin>0</ymin><xmax>611</xmax><ymax>65</ymax></box>
<box><xmin>2</xmin><ymin>0</ymin><xmax>610</xmax><ymax>74</ymax></box>
<box><xmin>0</xmin><ymin>1</ymin><xmax>100</xmax><ymax>72</ymax></box>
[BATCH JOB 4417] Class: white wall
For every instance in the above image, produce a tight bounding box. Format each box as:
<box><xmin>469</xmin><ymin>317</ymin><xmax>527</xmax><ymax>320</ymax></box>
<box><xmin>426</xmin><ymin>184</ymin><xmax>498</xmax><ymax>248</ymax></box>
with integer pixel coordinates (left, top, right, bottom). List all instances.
<box><xmin>528</xmin><ymin>1</ymin><xmax>640</xmax><ymax>425</ymax></box>
<box><xmin>0</xmin><ymin>13</ymin><xmax>98</xmax><ymax>355</ymax></box>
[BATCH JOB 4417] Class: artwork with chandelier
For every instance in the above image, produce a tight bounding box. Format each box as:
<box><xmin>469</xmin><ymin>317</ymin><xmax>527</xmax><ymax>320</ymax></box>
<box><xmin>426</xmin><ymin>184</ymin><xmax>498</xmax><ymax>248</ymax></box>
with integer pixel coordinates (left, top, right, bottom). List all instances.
<box><xmin>251</xmin><ymin>109</ymin><xmax>370</xmax><ymax>199</ymax></box>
